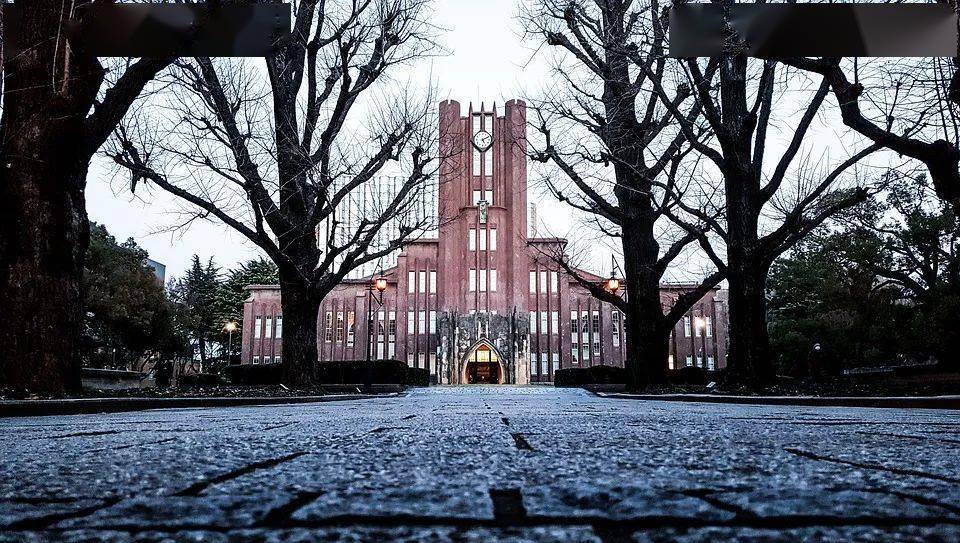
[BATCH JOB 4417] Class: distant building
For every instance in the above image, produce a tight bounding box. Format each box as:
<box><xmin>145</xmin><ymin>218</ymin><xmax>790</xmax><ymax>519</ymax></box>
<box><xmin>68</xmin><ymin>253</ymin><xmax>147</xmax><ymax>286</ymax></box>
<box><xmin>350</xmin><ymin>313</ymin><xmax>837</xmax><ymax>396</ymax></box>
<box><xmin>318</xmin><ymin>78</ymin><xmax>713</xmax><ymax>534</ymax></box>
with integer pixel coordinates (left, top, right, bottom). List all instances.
<box><xmin>145</xmin><ymin>258</ymin><xmax>166</xmax><ymax>286</ymax></box>
<box><xmin>243</xmin><ymin>100</ymin><xmax>728</xmax><ymax>384</ymax></box>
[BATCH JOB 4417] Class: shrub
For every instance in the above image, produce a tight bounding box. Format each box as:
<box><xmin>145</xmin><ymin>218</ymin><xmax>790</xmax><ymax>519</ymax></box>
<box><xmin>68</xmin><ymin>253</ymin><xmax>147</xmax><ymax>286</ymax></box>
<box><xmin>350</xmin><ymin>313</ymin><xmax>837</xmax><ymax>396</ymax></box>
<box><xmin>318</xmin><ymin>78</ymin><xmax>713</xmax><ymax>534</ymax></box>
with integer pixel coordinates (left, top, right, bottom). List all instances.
<box><xmin>554</xmin><ymin>365</ymin><xmax>626</xmax><ymax>387</ymax></box>
<box><xmin>177</xmin><ymin>372</ymin><xmax>222</xmax><ymax>388</ymax></box>
<box><xmin>227</xmin><ymin>359</ymin><xmax>420</xmax><ymax>386</ymax></box>
<box><xmin>671</xmin><ymin>366</ymin><xmax>708</xmax><ymax>386</ymax></box>
<box><xmin>226</xmin><ymin>363</ymin><xmax>282</xmax><ymax>385</ymax></box>
<box><xmin>406</xmin><ymin>367</ymin><xmax>430</xmax><ymax>387</ymax></box>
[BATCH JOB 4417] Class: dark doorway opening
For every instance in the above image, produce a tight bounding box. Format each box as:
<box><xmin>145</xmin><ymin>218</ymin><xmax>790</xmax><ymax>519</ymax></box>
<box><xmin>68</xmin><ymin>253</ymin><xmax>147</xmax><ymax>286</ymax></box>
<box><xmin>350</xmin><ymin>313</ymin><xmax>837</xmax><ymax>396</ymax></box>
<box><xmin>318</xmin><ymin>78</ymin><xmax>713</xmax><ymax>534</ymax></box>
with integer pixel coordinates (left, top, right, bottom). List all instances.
<box><xmin>466</xmin><ymin>361</ymin><xmax>501</xmax><ymax>384</ymax></box>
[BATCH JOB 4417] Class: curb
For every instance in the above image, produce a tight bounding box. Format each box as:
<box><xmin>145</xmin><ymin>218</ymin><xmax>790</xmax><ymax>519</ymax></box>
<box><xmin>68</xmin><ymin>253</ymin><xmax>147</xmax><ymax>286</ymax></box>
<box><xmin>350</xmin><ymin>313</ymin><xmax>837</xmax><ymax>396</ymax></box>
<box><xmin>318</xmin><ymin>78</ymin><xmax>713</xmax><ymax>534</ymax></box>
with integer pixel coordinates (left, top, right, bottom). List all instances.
<box><xmin>0</xmin><ymin>393</ymin><xmax>399</xmax><ymax>418</ymax></box>
<box><xmin>595</xmin><ymin>393</ymin><xmax>960</xmax><ymax>410</ymax></box>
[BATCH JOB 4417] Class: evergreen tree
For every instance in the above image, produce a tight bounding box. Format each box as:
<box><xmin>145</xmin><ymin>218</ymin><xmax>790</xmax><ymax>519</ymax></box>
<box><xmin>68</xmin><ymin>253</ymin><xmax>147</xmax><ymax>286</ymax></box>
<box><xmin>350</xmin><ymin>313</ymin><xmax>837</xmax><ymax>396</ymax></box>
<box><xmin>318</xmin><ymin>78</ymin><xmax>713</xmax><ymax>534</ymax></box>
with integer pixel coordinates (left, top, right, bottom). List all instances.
<box><xmin>82</xmin><ymin>222</ymin><xmax>190</xmax><ymax>369</ymax></box>
<box><xmin>171</xmin><ymin>256</ymin><xmax>222</xmax><ymax>371</ymax></box>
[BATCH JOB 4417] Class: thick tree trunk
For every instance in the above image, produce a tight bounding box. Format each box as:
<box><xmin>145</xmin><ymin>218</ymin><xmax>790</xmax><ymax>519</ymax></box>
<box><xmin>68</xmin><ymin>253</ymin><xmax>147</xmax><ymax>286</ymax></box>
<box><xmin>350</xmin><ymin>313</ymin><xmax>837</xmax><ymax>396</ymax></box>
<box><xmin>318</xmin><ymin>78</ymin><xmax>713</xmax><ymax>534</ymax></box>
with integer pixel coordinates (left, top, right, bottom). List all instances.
<box><xmin>724</xmin><ymin>261</ymin><xmax>775</xmax><ymax>388</ymax></box>
<box><xmin>0</xmin><ymin>2</ymin><xmax>97</xmax><ymax>393</ymax></box>
<box><xmin>620</xmin><ymin>219</ymin><xmax>669</xmax><ymax>389</ymax></box>
<box><xmin>622</xmin><ymin>311</ymin><xmax>671</xmax><ymax>391</ymax></box>
<box><xmin>279</xmin><ymin>274</ymin><xmax>320</xmax><ymax>388</ymax></box>
<box><xmin>0</xmin><ymin>163</ymin><xmax>89</xmax><ymax>394</ymax></box>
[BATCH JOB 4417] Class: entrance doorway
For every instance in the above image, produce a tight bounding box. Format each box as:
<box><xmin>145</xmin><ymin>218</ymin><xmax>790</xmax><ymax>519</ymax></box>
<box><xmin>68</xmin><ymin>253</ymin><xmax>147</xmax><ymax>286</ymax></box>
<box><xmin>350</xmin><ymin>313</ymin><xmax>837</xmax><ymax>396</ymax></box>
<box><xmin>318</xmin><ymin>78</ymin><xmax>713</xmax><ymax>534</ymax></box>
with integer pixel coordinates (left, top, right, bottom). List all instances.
<box><xmin>464</xmin><ymin>343</ymin><xmax>504</xmax><ymax>384</ymax></box>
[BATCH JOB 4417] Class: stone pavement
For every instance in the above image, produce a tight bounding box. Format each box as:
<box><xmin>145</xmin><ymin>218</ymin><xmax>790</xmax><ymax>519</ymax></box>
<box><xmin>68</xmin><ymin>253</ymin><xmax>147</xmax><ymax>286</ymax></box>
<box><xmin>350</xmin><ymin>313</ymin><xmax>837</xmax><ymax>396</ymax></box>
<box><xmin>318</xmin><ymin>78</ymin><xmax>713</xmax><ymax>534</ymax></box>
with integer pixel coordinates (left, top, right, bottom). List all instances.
<box><xmin>1</xmin><ymin>386</ymin><xmax>959</xmax><ymax>542</ymax></box>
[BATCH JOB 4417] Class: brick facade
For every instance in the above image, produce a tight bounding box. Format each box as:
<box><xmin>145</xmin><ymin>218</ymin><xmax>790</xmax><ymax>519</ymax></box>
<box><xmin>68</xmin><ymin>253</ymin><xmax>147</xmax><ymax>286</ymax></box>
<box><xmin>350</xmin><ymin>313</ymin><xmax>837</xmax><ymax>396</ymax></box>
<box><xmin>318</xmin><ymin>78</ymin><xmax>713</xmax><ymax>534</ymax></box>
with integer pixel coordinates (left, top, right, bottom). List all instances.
<box><xmin>242</xmin><ymin>100</ymin><xmax>728</xmax><ymax>383</ymax></box>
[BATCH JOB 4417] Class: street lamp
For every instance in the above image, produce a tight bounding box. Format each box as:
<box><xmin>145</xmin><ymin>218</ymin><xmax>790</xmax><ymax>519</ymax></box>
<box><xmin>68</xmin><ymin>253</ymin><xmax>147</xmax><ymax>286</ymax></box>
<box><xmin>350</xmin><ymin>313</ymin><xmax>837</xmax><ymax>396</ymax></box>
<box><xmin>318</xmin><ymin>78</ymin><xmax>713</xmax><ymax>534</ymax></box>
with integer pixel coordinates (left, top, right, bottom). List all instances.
<box><xmin>365</xmin><ymin>274</ymin><xmax>388</xmax><ymax>392</ymax></box>
<box><xmin>223</xmin><ymin>320</ymin><xmax>238</xmax><ymax>364</ymax></box>
<box><xmin>605</xmin><ymin>254</ymin><xmax>622</xmax><ymax>293</ymax></box>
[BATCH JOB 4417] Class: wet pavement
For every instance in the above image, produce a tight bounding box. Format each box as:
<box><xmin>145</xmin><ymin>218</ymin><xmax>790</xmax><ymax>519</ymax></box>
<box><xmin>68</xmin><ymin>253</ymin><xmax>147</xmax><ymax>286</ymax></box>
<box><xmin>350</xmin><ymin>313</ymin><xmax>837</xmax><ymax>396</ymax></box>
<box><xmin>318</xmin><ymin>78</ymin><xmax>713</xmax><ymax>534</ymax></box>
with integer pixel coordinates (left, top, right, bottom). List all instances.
<box><xmin>2</xmin><ymin>386</ymin><xmax>959</xmax><ymax>541</ymax></box>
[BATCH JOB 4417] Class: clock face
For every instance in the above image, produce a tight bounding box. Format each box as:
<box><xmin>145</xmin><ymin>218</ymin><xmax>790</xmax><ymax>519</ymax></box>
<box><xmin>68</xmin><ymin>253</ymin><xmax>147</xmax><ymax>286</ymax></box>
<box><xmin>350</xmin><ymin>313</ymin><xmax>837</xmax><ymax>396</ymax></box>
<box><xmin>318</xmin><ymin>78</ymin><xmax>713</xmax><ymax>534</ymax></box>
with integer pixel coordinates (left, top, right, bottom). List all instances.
<box><xmin>472</xmin><ymin>130</ymin><xmax>492</xmax><ymax>151</ymax></box>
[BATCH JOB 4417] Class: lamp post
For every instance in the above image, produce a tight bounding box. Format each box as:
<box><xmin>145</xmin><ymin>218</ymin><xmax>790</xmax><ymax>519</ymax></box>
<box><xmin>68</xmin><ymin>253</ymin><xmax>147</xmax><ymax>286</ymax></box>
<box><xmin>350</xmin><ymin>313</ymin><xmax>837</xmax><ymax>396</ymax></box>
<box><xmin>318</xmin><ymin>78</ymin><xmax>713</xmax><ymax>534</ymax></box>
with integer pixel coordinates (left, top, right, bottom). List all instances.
<box><xmin>604</xmin><ymin>255</ymin><xmax>622</xmax><ymax>293</ymax></box>
<box><xmin>223</xmin><ymin>320</ymin><xmax>238</xmax><ymax>364</ymax></box>
<box><xmin>365</xmin><ymin>275</ymin><xmax>388</xmax><ymax>392</ymax></box>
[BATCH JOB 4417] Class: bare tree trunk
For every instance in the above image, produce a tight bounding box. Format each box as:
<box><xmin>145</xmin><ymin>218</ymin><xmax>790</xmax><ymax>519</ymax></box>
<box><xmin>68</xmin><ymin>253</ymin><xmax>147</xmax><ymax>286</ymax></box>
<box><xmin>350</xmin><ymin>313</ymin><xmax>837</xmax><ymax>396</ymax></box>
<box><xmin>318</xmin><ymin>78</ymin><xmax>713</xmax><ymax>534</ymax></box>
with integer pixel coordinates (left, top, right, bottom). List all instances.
<box><xmin>279</xmin><ymin>272</ymin><xmax>320</xmax><ymax>388</ymax></box>
<box><xmin>0</xmin><ymin>3</ymin><xmax>95</xmax><ymax>394</ymax></box>
<box><xmin>725</xmin><ymin>258</ymin><xmax>774</xmax><ymax>387</ymax></box>
<box><xmin>620</xmin><ymin>218</ymin><xmax>670</xmax><ymax>388</ymax></box>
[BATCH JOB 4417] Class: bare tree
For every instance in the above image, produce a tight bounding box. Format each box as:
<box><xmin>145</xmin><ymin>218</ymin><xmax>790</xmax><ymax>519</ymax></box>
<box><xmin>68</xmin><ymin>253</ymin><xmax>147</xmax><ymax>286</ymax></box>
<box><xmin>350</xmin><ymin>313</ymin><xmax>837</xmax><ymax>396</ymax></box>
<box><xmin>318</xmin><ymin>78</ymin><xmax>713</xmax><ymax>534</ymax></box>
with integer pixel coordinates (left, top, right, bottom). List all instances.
<box><xmin>782</xmin><ymin>56</ymin><xmax>960</xmax><ymax>215</ymax></box>
<box><xmin>109</xmin><ymin>0</ymin><xmax>440</xmax><ymax>387</ymax></box>
<box><xmin>648</xmin><ymin>47</ymin><xmax>886</xmax><ymax>387</ymax></box>
<box><xmin>0</xmin><ymin>1</ymin><xmax>172</xmax><ymax>393</ymax></box>
<box><xmin>523</xmin><ymin>0</ymin><xmax>724</xmax><ymax>389</ymax></box>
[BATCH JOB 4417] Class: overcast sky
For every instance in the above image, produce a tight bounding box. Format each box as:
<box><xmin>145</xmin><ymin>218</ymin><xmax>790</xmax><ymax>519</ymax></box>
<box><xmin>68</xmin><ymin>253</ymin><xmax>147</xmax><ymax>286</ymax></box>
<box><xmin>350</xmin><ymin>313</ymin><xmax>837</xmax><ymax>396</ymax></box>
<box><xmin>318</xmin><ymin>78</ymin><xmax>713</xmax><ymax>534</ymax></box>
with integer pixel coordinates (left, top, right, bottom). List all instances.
<box><xmin>87</xmin><ymin>0</ymin><xmax>576</xmax><ymax>280</ymax></box>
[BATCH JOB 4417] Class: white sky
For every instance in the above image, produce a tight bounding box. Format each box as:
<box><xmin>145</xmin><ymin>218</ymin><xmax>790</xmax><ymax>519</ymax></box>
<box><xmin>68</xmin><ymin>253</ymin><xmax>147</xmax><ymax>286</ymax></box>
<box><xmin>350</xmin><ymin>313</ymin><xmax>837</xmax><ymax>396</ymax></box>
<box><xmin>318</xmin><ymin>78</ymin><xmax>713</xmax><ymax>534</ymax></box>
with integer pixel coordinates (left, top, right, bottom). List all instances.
<box><xmin>87</xmin><ymin>0</ymin><xmax>575</xmax><ymax>280</ymax></box>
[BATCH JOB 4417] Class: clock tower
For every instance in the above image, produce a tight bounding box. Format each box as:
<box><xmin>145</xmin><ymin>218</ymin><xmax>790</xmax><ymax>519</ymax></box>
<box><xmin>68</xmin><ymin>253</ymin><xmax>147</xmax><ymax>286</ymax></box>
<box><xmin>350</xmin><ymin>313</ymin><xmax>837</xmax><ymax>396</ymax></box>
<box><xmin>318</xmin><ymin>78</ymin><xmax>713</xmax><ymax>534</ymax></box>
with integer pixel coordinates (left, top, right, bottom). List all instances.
<box><xmin>435</xmin><ymin>100</ymin><xmax>531</xmax><ymax>383</ymax></box>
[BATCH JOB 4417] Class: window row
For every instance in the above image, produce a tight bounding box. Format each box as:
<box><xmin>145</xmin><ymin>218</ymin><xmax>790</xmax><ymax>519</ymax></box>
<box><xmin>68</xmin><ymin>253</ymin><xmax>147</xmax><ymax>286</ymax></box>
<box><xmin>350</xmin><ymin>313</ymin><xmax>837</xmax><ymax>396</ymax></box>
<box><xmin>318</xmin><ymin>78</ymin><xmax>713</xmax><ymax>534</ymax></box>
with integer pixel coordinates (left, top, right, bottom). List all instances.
<box><xmin>253</xmin><ymin>315</ymin><xmax>283</xmax><ymax>339</ymax></box>
<box><xmin>669</xmin><ymin>355</ymin><xmax>716</xmax><ymax>371</ymax></box>
<box><xmin>571</xmin><ymin>342</ymin><xmax>601</xmax><ymax>361</ymax></box>
<box><xmin>682</xmin><ymin>315</ymin><xmax>714</xmax><ymax>338</ymax></box>
<box><xmin>530</xmin><ymin>352</ymin><xmax>560</xmax><ymax>376</ymax></box>
<box><xmin>407</xmin><ymin>270</ymin><xmax>437</xmax><ymax>294</ymax></box>
<box><xmin>529</xmin><ymin>310</ymin><xmax>559</xmax><ymax>335</ymax></box>
<box><xmin>323</xmin><ymin>311</ymin><xmax>357</xmax><ymax>344</ymax></box>
<box><xmin>406</xmin><ymin>351</ymin><xmax>438</xmax><ymax>374</ymax></box>
<box><xmin>406</xmin><ymin>310</ymin><xmax>438</xmax><ymax>335</ymax></box>
<box><xmin>468</xmin><ymin>269</ymin><xmax>498</xmax><ymax>292</ymax></box>
<box><xmin>468</xmin><ymin>228</ymin><xmax>497</xmax><ymax>251</ymax></box>
<box><xmin>252</xmin><ymin>355</ymin><xmax>281</xmax><ymax>364</ymax></box>
<box><xmin>529</xmin><ymin>270</ymin><xmax>560</xmax><ymax>293</ymax></box>
<box><xmin>570</xmin><ymin>310</ymin><xmax>601</xmax><ymax>341</ymax></box>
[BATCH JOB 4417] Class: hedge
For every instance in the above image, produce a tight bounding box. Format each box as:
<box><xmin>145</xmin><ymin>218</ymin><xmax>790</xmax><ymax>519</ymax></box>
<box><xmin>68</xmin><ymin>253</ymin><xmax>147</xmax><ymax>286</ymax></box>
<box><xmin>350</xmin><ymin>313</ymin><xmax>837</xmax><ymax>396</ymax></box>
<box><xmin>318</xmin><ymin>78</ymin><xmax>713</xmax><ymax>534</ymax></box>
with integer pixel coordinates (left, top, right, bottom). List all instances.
<box><xmin>226</xmin><ymin>360</ymin><xmax>423</xmax><ymax>386</ymax></box>
<box><xmin>554</xmin><ymin>365</ymin><xmax>626</xmax><ymax>387</ymax></box>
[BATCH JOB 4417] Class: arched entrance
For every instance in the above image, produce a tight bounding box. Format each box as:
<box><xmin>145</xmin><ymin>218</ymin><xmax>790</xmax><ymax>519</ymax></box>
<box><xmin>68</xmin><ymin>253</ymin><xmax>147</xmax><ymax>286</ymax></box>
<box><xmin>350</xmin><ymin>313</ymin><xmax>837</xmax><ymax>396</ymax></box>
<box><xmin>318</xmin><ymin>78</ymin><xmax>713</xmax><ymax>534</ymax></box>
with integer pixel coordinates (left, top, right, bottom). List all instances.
<box><xmin>462</xmin><ymin>341</ymin><xmax>505</xmax><ymax>384</ymax></box>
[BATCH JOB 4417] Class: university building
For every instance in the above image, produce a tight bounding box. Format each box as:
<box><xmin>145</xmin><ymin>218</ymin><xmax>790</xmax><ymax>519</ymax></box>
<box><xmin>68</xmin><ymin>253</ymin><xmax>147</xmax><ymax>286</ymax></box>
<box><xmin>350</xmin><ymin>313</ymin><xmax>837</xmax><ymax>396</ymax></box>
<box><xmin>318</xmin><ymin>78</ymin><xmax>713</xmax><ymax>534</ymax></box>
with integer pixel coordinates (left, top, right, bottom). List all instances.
<box><xmin>242</xmin><ymin>100</ymin><xmax>729</xmax><ymax>384</ymax></box>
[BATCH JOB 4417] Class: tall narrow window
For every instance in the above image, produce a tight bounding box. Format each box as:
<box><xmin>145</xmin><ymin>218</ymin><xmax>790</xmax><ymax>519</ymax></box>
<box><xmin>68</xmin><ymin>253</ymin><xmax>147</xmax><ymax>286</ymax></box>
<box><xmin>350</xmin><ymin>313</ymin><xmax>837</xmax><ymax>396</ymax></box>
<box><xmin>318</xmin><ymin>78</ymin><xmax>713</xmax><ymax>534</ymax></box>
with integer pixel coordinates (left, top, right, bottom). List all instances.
<box><xmin>539</xmin><ymin>271</ymin><xmax>547</xmax><ymax>293</ymax></box>
<box><xmin>408</xmin><ymin>271</ymin><xmax>415</xmax><ymax>293</ymax></box>
<box><xmin>469</xmin><ymin>269</ymin><xmax>476</xmax><ymax>292</ymax></box>
<box><xmin>529</xmin><ymin>311</ymin><xmax>537</xmax><ymax>334</ymax></box>
<box><xmin>429</xmin><ymin>353</ymin><xmax>437</xmax><ymax>375</ymax></box>
<box><xmin>529</xmin><ymin>271</ymin><xmax>537</xmax><ymax>294</ymax></box>
<box><xmin>686</xmin><ymin>355</ymin><xmax>693</xmax><ymax>367</ymax></box>
<box><xmin>418</xmin><ymin>352</ymin><xmax>426</xmax><ymax>369</ymax></box>
<box><xmin>469</xmin><ymin>228</ymin><xmax>476</xmax><ymax>250</ymax></box>
<box><xmin>347</xmin><ymin>312</ymin><xmax>355</xmax><ymax>346</ymax></box>
<box><xmin>683</xmin><ymin>316</ymin><xmax>692</xmax><ymax>337</ymax></box>
<box><xmin>479</xmin><ymin>228</ymin><xmax>487</xmax><ymax>250</ymax></box>
<box><xmin>540</xmin><ymin>351</ymin><xmax>548</xmax><ymax>377</ymax></box>
<box><xmin>612</xmin><ymin>311</ymin><xmax>621</xmax><ymax>347</ymax></box>
<box><xmin>472</xmin><ymin>190</ymin><xmax>482</xmax><ymax>205</ymax></box>
<box><xmin>551</xmin><ymin>353</ymin><xmax>559</xmax><ymax>376</ymax></box>
<box><xmin>275</xmin><ymin>316</ymin><xmax>283</xmax><ymax>339</ymax></box>
<box><xmin>429</xmin><ymin>310</ymin><xmax>437</xmax><ymax>334</ymax></box>
<box><xmin>254</xmin><ymin>316</ymin><xmax>262</xmax><ymax>339</ymax></box>
<box><xmin>489</xmin><ymin>229</ymin><xmax>497</xmax><ymax>250</ymax></box>
<box><xmin>489</xmin><ymin>270</ymin><xmax>498</xmax><ymax>292</ymax></box>
<box><xmin>571</xmin><ymin>346</ymin><xmax>579</xmax><ymax>363</ymax></box>
<box><xmin>335</xmin><ymin>312</ymin><xmax>344</xmax><ymax>342</ymax></box>
<box><xmin>429</xmin><ymin>271</ymin><xmax>437</xmax><ymax>293</ymax></box>
<box><xmin>592</xmin><ymin>312</ymin><xmax>601</xmax><ymax>334</ymax></box>
<box><xmin>324</xmin><ymin>312</ymin><xmax>333</xmax><ymax>342</ymax></box>
<box><xmin>570</xmin><ymin>311</ymin><xmax>579</xmax><ymax>341</ymax></box>
<box><xmin>479</xmin><ymin>269</ymin><xmax>487</xmax><ymax>292</ymax></box>
<box><xmin>707</xmin><ymin>356</ymin><xmax>715</xmax><ymax>370</ymax></box>
<box><xmin>377</xmin><ymin>310</ymin><xmax>386</xmax><ymax>339</ymax></box>
<box><xmin>530</xmin><ymin>353</ymin><xmax>539</xmax><ymax>376</ymax></box>
<box><xmin>419</xmin><ymin>271</ymin><xmax>427</xmax><ymax>293</ymax></box>
<box><xmin>265</xmin><ymin>317</ymin><xmax>273</xmax><ymax>339</ymax></box>
<box><xmin>540</xmin><ymin>311</ymin><xmax>548</xmax><ymax>334</ymax></box>
<box><xmin>705</xmin><ymin>316</ymin><xmax>713</xmax><ymax>338</ymax></box>
<box><xmin>418</xmin><ymin>311</ymin><xmax>426</xmax><ymax>335</ymax></box>
<box><xmin>484</xmin><ymin>189</ymin><xmax>493</xmax><ymax>204</ymax></box>
<box><xmin>388</xmin><ymin>311</ymin><xmax>396</xmax><ymax>341</ymax></box>
<box><xmin>407</xmin><ymin>310</ymin><xmax>415</xmax><ymax>334</ymax></box>
<box><xmin>407</xmin><ymin>353</ymin><xmax>415</xmax><ymax>368</ymax></box>
<box><xmin>551</xmin><ymin>311</ymin><xmax>559</xmax><ymax>335</ymax></box>
<box><xmin>551</xmin><ymin>271</ymin><xmax>559</xmax><ymax>292</ymax></box>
